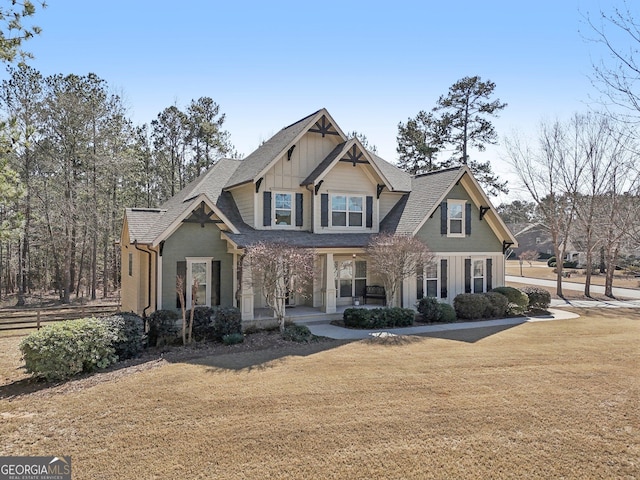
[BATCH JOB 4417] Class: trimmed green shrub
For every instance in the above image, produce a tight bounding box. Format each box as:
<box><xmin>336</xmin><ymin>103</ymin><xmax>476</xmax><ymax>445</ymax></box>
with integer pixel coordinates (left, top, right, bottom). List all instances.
<box><xmin>20</xmin><ymin>318</ymin><xmax>119</xmax><ymax>381</ymax></box>
<box><xmin>282</xmin><ymin>324</ymin><xmax>314</xmax><ymax>343</ymax></box>
<box><xmin>439</xmin><ymin>303</ymin><xmax>457</xmax><ymax>323</ymax></box>
<box><xmin>482</xmin><ymin>292</ymin><xmax>509</xmax><ymax>318</ymax></box>
<box><xmin>211</xmin><ymin>307</ymin><xmax>242</xmax><ymax>341</ymax></box>
<box><xmin>454</xmin><ymin>293</ymin><xmax>490</xmax><ymax>320</ymax></box>
<box><xmin>519</xmin><ymin>286</ymin><xmax>551</xmax><ymax>310</ymax></box>
<box><xmin>222</xmin><ymin>333</ymin><xmax>245</xmax><ymax>345</ymax></box>
<box><xmin>343</xmin><ymin>308</ymin><xmax>371</xmax><ymax>329</ymax></box>
<box><xmin>416</xmin><ymin>297</ymin><xmax>442</xmax><ymax>322</ymax></box>
<box><xmin>343</xmin><ymin>307</ymin><xmax>415</xmax><ymax>329</ymax></box>
<box><xmin>490</xmin><ymin>286</ymin><xmax>529</xmax><ymax>315</ymax></box>
<box><xmin>100</xmin><ymin>312</ymin><xmax>146</xmax><ymax>360</ymax></box>
<box><xmin>146</xmin><ymin>309</ymin><xmax>180</xmax><ymax>346</ymax></box>
<box><xmin>191</xmin><ymin>306</ymin><xmax>216</xmax><ymax>341</ymax></box>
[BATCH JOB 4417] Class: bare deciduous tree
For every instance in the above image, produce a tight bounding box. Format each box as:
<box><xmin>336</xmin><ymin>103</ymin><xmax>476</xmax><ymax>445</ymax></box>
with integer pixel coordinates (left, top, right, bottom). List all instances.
<box><xmin>244</xmin><ymin>242</ymin><xmax>315</xmax><ymax>333</ymax></box>
<box><xmin>518</xmin><ymin>250</ymin><xmax>540</xmax><ymax>267</ymax></box>
<box><xmin>366</xmin><ymin>233</ymin><xmax>434</xmax><ymax>308</ymax></box>
<box><xmin>506</xmin><ymin>116</ymin><xmax>588</xmax><ymax>297</ymax></box>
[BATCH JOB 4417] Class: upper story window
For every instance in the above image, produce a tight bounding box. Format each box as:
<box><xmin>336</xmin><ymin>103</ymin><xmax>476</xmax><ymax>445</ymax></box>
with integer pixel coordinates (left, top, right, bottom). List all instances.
<box><xmin>332</xmin><ymin>194</ymin><xmax>363</xmax><ymax>227</ymax></box>
<box><xmin>448</xmin><ymin>199</ymin><xmax>465</xmax><ymax>237</ymax></box>
<box><xmin>274</xmin><ymin>192</ymin><xmax>293</xmax><ymax>226</ymax></box>
<box><xmin>128</xmin><ymin>252</ymin><xmax>133</xmax><ymax>276</ymax></box>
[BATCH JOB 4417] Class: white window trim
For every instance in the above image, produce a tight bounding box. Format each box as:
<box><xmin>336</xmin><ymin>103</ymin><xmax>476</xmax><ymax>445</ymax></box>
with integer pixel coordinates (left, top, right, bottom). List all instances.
<box><xmin>472</xmin><ymin>258</ymin><xmax>485</xmax><ymax>293</ymax></box>
<box><xmin>186</xmin><ymin>257</ymin><xmax>213</xmax><ymax>309</ymax></box>
<box><xmin>418</xmin><ymin>260</ymin><xmax>440</xmax><ymax>299</ymax></box>
<box><xmin>424</xmin><ymin>261</ymin><xmax>439</xmax><ymax>298</ymax></box>
<box><xmin>273</xmin><ymin>191</ymin><xmax>295</xmax><ymax>229</ymax></box>
<box><xmin>330</xmin><ymin>193</ymin><xmax>365</xmax><ymax>228</ymax></box>
<box><xmin>448</xmin><ymin>199</ymin><xmax>465</xmax><ymax>238</ymax></box>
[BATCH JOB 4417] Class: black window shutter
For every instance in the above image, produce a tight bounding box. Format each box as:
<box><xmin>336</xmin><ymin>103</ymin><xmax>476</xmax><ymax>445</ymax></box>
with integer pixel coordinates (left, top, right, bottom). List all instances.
<box><xmin>263</xmin><ymin>192</ymin><xmax>272</xmax><ymax>226</ymax></box>
<box><xmin>440</xmin><ymin>201</ymin><xmax>448</xmax><ymax>235</ymax></box>
<box><xmin>321</xmin><ymin>193</ymin><xmax>329</xmax><ymax>227</ymax></box>
<box><xmin>464</xmin><ymin>258</ymin><xmax>471</xmax><ymax>293</ymax></box>
<box><xmin>465</xmin><ymin>203</ymin><xmax>472</xmax><ymax>235</ymax></box>
<box><xmin>211</xmin><ymin>260</ymin><xmax>221</xmax><ymax>306</ymax></box>
<box><xmin>176</xmin><ymin>261</ymin><xmax>186</xmax><ymax>308</ymax></box>
<box><xmin>440</xmin><ymin>259</ymin><xmax>448</xmax><ymax>299</ymax></box>
<box><xmin>295</xmin><ymin>193</ymin><xmax>303</xmax><ymax>227</ymax></box>
<box><xmin>486</xmin><ymin>258</ymin><xmax>493</xmax><ymax>291</ymax></box>
<box><xmin>366</xmin><ymin>196</ymin><xmax>373</xmax><ymax>228</ymax></box>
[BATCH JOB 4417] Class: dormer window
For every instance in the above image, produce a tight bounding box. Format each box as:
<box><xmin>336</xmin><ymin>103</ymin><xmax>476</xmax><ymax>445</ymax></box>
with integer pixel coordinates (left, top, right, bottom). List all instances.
<box><xmin>274</xmin><ymin>192</ymin><xmax>293</xmax><ymax>226</ymax></box>
<box><xmin>331</xmin><ymin>194</ymin><xmax>363</xmax><ymax>227</ymax></box>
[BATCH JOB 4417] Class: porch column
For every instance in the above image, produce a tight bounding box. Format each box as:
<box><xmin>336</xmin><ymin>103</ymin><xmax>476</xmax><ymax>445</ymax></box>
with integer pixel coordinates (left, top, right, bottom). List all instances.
<box><xmin>322</xmin><ymin>253</ymin><xmax>336</xmax><ymax>314</ymax></box>
<box><xmin>240</xmin><ymin>257</ymin><xmax>254</xmax><ymax>321</ymax></box>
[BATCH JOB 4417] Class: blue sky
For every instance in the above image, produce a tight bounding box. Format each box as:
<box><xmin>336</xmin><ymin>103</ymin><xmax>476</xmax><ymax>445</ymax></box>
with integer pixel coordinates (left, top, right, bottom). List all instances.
<box><xmin>15</xmin><ymin>0</ymin><xmax>622</xmax><ymax>202</ymax></box>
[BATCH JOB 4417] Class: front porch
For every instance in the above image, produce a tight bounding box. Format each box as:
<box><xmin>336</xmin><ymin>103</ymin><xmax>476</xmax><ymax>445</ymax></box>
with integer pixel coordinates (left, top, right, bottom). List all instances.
<box><xmin>238</xmin><ymin>251</ymin><xmax>390</xmax><ymax>322</ymax></box>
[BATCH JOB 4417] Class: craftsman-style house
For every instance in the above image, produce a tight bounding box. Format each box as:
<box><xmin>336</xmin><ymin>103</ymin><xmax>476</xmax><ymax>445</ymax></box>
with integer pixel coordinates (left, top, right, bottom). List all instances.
<box><xmin>121</xmin><ymin>109</ymin><xmax>517</xmax><ymax>321</ymax></box>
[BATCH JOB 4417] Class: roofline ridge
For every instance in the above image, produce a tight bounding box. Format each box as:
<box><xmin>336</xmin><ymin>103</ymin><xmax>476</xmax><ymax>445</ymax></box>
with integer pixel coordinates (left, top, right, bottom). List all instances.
<box><xmin>280</xmin><ymin>108</ymin><xmax>324</xmax><ymax>131</ymax></box>
<box><xmin>412</xmin><ymin>166</ymin><xmax>463</xmax><ymax>179</ymax></box>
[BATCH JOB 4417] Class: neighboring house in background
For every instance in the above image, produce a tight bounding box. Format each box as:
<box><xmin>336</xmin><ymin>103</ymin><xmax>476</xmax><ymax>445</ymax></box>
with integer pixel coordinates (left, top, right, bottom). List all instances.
<box><xmin>121</xmin><ymin>109</ymin><xmax>517</xmax><ymax>320</ymax></box>
<box><xmin>508</xmin><ymin>222</ymin><xmax>584</xmax><ymax>264</ymax></box>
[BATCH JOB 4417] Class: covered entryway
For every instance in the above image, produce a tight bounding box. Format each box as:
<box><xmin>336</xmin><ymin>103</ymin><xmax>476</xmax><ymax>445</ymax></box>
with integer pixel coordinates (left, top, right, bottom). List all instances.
<box><xmin>334</xmin><ymin>257</ymin><xmax>367</xmax><ymax>306</ymax></box>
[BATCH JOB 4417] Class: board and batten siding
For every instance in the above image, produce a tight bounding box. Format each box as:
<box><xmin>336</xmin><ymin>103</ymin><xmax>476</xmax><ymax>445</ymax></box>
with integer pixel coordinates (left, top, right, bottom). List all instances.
<box><xmin>314</xmin><ymin>162</ymin><xmax>379</xmax><ymax>233</ymax></box>
<box><xmin>161</xmin><ymin>222</ymin><xmax>234</xmax><ymax>311</ymax></box>
<box><xmin>265</xmin><ymin>132</ymin><xmax>342</xmax><ymax>190</ymax></box>
<box><xmin>402</xmin><ymin>252</ymin><xmax>506</xmax><ymax>307</ymax></box>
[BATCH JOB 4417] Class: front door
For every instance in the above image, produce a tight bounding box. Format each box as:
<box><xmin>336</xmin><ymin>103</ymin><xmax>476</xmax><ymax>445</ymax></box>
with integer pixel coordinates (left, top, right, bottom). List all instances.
<box><xmin>335</xmin><ymin>259</ymin><xmax>367</xmax><ymax>306</ymax></box>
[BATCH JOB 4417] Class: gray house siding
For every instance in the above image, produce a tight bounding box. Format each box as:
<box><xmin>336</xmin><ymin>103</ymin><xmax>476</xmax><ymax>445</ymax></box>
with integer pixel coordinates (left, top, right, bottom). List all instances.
<box><xmin>416</xmin><ymin>184</ymin><xmax>502</xmax><ymax>252</ymax></box>
<box><xmin>161</xmin><ymin>222</ymin><xmax>234</xmax><ymax>310</ymax></box>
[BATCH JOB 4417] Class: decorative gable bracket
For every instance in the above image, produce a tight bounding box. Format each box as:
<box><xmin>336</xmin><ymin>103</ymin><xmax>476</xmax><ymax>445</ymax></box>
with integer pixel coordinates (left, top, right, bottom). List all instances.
<box><xmin>287</xmin><ymin>145</ymin><xmax>296</xmax><ymax>161</ymax></box>
<box><xmin>309</xmin><ymin>116</ymin><xmax>340</xmax><ymax>137</ymax></box>
<box><xmin>314</xmin><ymin>180</ymin><xmax>324</xmax><ymax>195</ymax></box>
<box><xmin>255</xmin><ymin>177</ymin><xmax>263</xmax><ymax>193</ymax></box>
<box><xmin>339</xmin><ymin>145</ymin><xmax>366</xmax><ymax>167</ymax></box>
<box><xmin>502</xmin><ymin>240</ymin><xmax>514</xmax><ymax>254</ymax></box>
<box><xmin>479</xmin><ymin>206</ymin><xmax>490</xmax><ymax>220</ymax></box>
<box><xmin>182</xmin><ymin>202</ymin><xmax>217</xmax><ymax>228</ymax></box>
<box><xmin>376</xmin><ymin>184</ymin><xmax>385</xmax><ymax>199</ymax></box>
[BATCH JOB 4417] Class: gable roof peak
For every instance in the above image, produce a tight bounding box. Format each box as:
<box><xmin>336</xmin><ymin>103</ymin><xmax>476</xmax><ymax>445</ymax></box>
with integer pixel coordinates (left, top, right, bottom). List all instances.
<box><xmin>225</xmin><ymin>108</ymin><xmax>347</xmax><ymax>189</ymax></box>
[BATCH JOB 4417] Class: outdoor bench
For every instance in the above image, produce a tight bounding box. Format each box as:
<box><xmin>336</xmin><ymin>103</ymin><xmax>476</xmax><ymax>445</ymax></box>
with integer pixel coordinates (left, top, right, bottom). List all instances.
<box><xmin>364</xmin><ymin>285</ymin><xmax>386</xmax><ymax>306</ymax></box>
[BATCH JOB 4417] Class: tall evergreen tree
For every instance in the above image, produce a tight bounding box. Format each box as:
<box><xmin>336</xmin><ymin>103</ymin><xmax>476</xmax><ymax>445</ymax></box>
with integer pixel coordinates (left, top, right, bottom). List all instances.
<box><xmin>397</xmin><ymin>76</ymin><xmax>508</xmax><ymax>195</ymax></box>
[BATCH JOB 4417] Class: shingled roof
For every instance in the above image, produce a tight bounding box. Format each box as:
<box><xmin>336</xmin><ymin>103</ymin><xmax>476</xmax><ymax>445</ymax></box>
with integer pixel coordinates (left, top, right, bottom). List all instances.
<box><xmin>126</xmin><ymin>158</ymin><xmax>242</xmax><ymax>244</ymax></box>
<box><xmin>380</xmin><ymin>167</ymin><xmax>464</xmax><ymax>235</ymax></box>
<box><xmin>225</xmin><ymin>109</ymin><xmax>335</xmax><ymax>189</ymax></box>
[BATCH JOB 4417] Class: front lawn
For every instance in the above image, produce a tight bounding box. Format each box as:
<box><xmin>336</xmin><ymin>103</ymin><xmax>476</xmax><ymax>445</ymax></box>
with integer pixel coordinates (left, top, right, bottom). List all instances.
<box><xmin>1</xmin><ymin>309</ymin><xmax>638</xmax><ymax>479</ymax></box>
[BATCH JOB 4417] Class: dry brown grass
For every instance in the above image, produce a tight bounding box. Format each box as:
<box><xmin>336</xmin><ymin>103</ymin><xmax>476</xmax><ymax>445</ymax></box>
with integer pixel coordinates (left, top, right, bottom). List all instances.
<box><xmin>1</xmin><ymin>310</ymin><xmax>639</xmax><ymax>479</ymax></box>
<box><xmin>507</xmin><ymin>260</ymin><xmax>640</xmax><ymax>289</ymax></box>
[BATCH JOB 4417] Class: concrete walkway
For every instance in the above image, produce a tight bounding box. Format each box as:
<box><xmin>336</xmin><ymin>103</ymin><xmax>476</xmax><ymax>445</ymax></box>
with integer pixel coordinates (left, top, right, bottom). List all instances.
<box><xmin>507</xmin><ymin>275</ymin><xmax>640</xmax><ymax>299</ymax></box>
<box><xmin>301</xmin><ymin>309</ymin><xmax>580</xmax><ymax>340</ymax></box>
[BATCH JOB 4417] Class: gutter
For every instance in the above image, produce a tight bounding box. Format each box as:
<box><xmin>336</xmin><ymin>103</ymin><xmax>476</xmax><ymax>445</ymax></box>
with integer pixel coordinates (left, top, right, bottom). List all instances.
<box><xmin>133</xmin><ymin>240</ymin><xmax>152</xmax><ymax>318</ymax></box>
